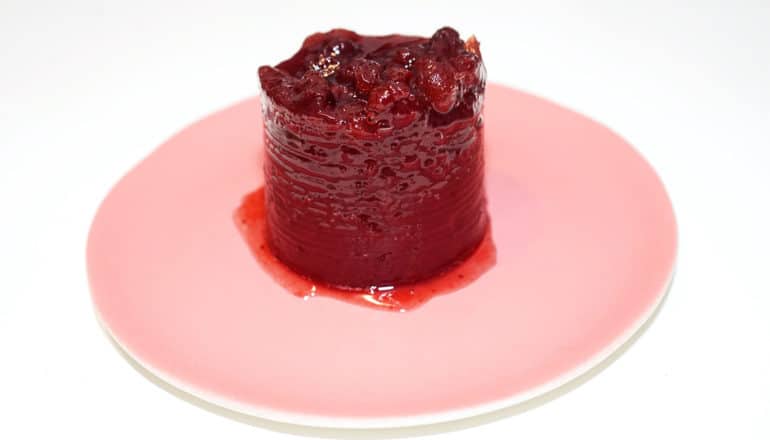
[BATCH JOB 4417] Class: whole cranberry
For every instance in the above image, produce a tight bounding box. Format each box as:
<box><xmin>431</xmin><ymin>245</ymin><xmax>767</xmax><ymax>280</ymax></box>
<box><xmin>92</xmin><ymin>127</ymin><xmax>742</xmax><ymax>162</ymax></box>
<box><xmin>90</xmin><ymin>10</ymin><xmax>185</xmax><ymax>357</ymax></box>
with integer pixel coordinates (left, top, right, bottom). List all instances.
<box><xmin>415</xmin><ymin>58</ymin><xmax>459</xmax><ymax>113</ymax></box>
<box><xmin>430</xmin><ymin>27</ymin><xmax>463</xmax><ymax>55</ymax></box>
<box><xmin>355</xmin><ymin>60</ymin><xmax>382</xmax><ymax>93</ymax></box>
<box><xmin>368</xmin><ymin>81</ymin><xmax>411</xmax><ymax>112</ymax></box>
<box><xmin>295</xmin><ymin>71</ymin><xmax>332</xmax><ymax>109</ymax></box>
<box><xmin>325</xmin><ymin>39</ymin><xmax>358</xmax><ymax>58</ymax></box>
<box><xmin>337</xmin><ymin>59</ymin><xmax>382</xmax><ymax>94</ymax></box>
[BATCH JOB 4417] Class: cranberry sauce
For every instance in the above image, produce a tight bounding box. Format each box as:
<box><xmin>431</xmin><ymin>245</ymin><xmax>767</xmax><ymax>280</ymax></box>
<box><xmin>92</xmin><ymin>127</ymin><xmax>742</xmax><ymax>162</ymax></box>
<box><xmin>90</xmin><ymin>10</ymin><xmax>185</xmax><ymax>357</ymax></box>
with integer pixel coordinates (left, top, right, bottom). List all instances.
<box><xmin>235</xmin><ymin>188</ymin><xmax>496</xmax><ymax>311</ymax></box>
<box><xmin>257</xmin><ymin>27</ymin><xmax>488</xmax><ymax>289</ymax></box>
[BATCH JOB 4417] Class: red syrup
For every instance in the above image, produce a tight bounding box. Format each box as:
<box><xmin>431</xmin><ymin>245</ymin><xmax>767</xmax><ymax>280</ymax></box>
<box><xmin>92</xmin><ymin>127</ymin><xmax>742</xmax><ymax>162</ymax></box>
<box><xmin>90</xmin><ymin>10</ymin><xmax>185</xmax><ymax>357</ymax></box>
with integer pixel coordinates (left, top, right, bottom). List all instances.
<box><xmin>235</xmin><ymin>188</ymin><xmax>496</xmax><ymax>311</ymax></box>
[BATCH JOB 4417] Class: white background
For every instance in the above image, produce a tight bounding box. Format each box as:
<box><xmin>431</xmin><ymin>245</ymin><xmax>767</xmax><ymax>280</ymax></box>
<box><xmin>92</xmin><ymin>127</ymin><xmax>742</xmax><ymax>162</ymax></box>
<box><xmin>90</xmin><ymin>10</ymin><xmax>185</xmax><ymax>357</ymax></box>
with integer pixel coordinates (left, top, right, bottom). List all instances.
<box><xmin>1</xmin><ymin>1</ymin><xmax>769</xmax><ymax>438</ymax></box>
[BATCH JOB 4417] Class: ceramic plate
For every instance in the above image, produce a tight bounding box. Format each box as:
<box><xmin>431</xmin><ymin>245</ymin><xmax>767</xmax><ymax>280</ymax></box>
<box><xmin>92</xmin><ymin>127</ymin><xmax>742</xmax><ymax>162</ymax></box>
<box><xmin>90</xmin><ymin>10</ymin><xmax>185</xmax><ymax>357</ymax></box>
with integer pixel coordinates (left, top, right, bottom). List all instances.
<box><xmin>88</xmin><ymin>84</ymin><xmax>677</xmax><ymax>428</ymax></box>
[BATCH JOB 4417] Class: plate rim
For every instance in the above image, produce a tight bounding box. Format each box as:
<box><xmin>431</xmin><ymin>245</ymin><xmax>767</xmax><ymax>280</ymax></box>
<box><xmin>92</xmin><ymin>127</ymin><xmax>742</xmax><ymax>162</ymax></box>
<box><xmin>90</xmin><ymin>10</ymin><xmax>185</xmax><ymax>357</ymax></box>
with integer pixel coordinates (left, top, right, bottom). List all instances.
<box><xmin>93</xmin><ymin>267</ymin><xmax>675</xmax><ymax>429</ymax></box>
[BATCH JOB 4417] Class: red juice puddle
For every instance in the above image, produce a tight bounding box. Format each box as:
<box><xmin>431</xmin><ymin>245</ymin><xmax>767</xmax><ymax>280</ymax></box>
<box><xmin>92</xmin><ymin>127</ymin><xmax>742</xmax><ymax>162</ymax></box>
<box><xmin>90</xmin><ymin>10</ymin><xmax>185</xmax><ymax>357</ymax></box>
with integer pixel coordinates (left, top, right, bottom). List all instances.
<box><xmin>234</xmin><ymin>188</ymin><xmax>496</xmax><ymax>312</ymax></box>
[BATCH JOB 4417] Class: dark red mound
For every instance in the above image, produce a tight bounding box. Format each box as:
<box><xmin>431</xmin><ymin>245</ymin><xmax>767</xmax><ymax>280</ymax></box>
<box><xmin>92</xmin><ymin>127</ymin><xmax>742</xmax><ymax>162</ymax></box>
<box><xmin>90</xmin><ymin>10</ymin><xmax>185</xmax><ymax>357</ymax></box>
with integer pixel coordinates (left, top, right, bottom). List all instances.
<box><xmin>258</xmin><ymin>27</ymin><xmax>488</xmax><ymax>289</ymax></box>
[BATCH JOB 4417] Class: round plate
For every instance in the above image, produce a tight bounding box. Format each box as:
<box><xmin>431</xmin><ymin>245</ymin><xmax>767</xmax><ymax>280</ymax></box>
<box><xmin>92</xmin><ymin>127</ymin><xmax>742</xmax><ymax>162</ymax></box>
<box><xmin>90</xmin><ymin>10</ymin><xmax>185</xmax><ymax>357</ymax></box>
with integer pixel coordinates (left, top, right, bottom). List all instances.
<box><xmin>87</xmin><ymin>84</ymin><xmax>677</xmax><ymax>428</ymax></box>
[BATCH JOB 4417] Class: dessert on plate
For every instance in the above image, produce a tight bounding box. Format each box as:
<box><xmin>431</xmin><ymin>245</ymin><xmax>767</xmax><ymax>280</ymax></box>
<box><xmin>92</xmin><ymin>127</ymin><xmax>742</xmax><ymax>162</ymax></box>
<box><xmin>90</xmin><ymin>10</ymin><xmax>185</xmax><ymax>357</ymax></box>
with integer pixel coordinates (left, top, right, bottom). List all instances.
<box><xmin>257</xmin><ymin>26</ymin><xmax>488</xmax><ymax>290</ymax></box>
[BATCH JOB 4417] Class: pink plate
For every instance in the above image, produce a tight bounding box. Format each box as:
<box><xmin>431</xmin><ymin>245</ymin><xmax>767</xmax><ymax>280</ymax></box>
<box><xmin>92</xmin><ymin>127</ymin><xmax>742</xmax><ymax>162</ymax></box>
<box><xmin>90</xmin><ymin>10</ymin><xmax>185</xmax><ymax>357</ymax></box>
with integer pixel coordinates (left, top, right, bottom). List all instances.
<box><xmin>87</xmin><ymin>84</ymin><xmax>677</xmax><ymax>428</ymax></box>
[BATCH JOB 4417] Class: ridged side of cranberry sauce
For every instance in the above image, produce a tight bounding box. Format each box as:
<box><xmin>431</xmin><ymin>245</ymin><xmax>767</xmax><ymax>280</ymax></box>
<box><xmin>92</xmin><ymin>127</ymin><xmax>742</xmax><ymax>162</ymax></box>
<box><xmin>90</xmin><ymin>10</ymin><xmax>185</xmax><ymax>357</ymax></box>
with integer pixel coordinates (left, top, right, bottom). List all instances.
<box><xmin>257</xmin><ymin>27</ymin><xmax>488</xmax><ymax>289</ymax></box>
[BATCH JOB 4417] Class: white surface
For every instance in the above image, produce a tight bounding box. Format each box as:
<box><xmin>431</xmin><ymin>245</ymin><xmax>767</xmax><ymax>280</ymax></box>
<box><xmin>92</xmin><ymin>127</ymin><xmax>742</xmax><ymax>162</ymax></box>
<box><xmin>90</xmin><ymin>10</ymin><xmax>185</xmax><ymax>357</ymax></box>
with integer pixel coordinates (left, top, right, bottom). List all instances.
<box><xmin>1</xmin><ymin>1</ymin><xmax>768</xmax><ymax>439</ymax></box>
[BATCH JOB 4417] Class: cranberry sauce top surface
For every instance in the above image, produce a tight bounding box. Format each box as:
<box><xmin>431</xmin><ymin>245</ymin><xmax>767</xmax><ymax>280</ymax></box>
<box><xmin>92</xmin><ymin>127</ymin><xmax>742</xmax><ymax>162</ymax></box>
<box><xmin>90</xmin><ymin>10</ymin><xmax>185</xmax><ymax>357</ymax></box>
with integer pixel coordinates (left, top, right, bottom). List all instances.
<box><xmin>258</xmin><ymin>27</ymin><xmax>485</xmax><ymax>130</ymax></box>
<box><xmin>257</xmin><ymin>27</ymin><xmax>488</xmax><ymax>289</ymax></box>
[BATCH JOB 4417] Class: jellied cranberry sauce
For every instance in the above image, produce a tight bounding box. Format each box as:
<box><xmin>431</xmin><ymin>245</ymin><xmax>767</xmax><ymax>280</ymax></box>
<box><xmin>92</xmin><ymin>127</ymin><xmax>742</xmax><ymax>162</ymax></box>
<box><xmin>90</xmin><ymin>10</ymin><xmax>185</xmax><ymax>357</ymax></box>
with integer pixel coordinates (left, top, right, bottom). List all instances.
<box><xmin>258</xmin><ymin>27</ymin><xmax>488</xmax><ymax>289</ymax></box>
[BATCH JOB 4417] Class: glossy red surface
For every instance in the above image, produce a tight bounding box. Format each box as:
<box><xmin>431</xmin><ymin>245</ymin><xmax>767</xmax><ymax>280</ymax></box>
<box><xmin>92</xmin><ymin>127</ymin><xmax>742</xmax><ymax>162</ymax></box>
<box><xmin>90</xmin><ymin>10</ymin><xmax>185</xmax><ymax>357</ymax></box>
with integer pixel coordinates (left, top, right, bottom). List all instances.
<box><xmin>258</xmin><ymin>28</ymin><xmax>489</xmax><ymax>288</ymax></box>
<box><xmin>235</xmin><ymin>188</ymin><xmax>496</xmax><ymax>311</ymax></box>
